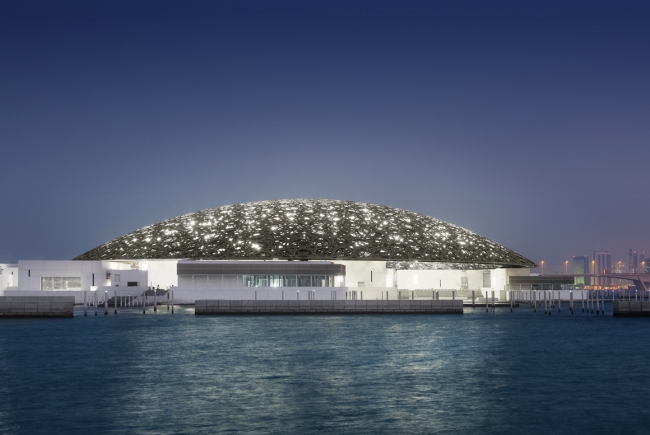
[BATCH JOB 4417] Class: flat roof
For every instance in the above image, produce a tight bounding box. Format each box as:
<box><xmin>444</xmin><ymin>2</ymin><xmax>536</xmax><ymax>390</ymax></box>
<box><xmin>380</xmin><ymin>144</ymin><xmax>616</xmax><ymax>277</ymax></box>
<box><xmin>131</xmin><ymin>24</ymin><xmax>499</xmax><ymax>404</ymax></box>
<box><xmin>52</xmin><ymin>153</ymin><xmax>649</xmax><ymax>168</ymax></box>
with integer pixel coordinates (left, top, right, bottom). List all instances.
<box><xmin>177</xmin><ymin>261</ymin><xmax>345</xmax><ymax>276</ymax></box>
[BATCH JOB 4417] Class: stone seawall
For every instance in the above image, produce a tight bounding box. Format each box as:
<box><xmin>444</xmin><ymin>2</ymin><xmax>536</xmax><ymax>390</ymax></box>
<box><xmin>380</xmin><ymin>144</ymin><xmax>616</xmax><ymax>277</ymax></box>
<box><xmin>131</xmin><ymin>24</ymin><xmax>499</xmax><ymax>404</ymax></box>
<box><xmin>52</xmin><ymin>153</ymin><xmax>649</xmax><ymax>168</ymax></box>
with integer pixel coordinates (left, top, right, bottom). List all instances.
<box><xmin>0</xmin><ymin>296</ymin><xmax>75</xmax><ymax>318</ymax></box>
<box><xmin>196</xmin><ymin>299</ymin><xmax>463</xmax><ymax>314</ymax></box>
<box><xmin>613</xmin><ymin>301</ymin><xmax>650</xmax><ymax>317</ymax></box>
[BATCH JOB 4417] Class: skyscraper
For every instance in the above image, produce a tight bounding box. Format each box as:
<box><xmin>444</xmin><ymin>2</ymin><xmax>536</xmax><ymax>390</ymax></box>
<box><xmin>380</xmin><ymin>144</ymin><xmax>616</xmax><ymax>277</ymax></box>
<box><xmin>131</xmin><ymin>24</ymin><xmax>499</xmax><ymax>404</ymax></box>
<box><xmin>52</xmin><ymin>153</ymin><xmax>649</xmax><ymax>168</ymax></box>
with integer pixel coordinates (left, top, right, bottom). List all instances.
<box><xmin>573</xmin><ymin>255</ymin><xmax>590</xmax><ymax>286</ymax></box>
<box><xmin>593</xmin><ymin>250</ymin><xmax>612</xmax><ymax>286</ymax></box>
<box><xmin>629</xmin><ymin>249</ymin><xmax>646</xmax><ymax>273</ymax></box>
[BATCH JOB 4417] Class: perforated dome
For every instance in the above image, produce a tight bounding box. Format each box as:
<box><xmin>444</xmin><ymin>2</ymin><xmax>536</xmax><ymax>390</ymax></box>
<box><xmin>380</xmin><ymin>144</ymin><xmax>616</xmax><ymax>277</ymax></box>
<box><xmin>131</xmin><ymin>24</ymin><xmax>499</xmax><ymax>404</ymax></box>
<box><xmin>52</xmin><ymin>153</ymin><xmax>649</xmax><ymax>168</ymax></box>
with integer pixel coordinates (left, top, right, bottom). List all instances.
<box><xmin>74</xmin><ymin>199</ymin><xmax>535</xmax><ymax>267</ymax></box>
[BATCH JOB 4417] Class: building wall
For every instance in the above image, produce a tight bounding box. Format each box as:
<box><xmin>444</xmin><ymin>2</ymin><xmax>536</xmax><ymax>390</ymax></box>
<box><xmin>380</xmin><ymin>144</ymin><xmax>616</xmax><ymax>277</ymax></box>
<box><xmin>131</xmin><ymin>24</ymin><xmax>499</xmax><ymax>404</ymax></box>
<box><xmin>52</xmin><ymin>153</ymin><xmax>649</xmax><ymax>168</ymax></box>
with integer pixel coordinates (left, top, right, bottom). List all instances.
<box><xmin>110</xmin><ymin>269</ymin><xmax>148</xmax><ymax>287</ymax></box>
<box><xmin>0</xmin><ymin>264</ymin><xmax>18</xmax><ymax>295</ymax></box>
<box><xmin>331</xmin><ymin>260</ymin><xmax>388</xmax><ymax>288</ymax></box>
<box><xmin>10</xmin><ymin>259</ymin><xmax>531</xmax><ymax>301</ymax></box>
<box><xmin>593</xmin><ymin>251</ymin><xmax>612</xmax><ymax>286</ymax></box>
<box><xmin>395</xmin><ymin>269</ymin><xmax>475</xmax><ymax>290</ymax></box>
<box><xmin>17</xmin><ymin>260</ymin><xmax>106</xmax><ymax>291</ymax></box>
<box><xmin>15</xmin><ymin>260</ymin><xmax>152</xmax><ymax>291</ymax></box>
<box><xmin>178</xmin><ymin>274</ymin><xmax>241</xmax><ymax>290</ymax></box>
<box><xmin>573</xmin><ymin>255</ymin><xmax>590</xmax><ymax>285</ymax></box>
<box><xmin>142</xmin><ymin>260</ymin><xmax>179</xmax><ymax>289</ymax></box>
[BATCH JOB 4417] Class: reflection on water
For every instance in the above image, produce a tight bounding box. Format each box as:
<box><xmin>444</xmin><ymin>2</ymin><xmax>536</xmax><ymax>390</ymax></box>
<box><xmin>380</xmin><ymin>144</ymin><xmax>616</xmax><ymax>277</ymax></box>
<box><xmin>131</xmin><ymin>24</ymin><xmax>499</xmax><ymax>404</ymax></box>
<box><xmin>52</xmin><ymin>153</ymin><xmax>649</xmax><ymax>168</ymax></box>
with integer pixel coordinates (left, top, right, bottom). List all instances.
<box><xmin>0</xmin><ymin>306</ymin><xmax>649</xmax><ymax>434</ymax></box>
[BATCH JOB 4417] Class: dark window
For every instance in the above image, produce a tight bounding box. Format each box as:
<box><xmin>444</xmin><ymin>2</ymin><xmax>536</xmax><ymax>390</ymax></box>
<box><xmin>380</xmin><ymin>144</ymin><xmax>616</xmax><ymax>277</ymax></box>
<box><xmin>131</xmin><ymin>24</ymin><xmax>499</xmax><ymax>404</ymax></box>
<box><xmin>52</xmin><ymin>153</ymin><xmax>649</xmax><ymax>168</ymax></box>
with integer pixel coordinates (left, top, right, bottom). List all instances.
<box><xmin>127</xmin><ymin>282</ymin><xmax>138</xmax><ymax>287</ymax></box>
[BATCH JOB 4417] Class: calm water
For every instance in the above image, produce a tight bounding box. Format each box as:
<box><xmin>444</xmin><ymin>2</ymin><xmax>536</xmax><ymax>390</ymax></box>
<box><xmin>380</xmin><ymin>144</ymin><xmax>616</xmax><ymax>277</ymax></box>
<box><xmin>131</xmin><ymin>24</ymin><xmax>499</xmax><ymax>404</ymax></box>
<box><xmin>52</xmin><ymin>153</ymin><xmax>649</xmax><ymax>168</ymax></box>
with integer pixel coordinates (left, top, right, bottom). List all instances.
<box><xmin>1</xmin><ymin>304</ymin><xmax>649</xmax><ymax>434</ymax></box>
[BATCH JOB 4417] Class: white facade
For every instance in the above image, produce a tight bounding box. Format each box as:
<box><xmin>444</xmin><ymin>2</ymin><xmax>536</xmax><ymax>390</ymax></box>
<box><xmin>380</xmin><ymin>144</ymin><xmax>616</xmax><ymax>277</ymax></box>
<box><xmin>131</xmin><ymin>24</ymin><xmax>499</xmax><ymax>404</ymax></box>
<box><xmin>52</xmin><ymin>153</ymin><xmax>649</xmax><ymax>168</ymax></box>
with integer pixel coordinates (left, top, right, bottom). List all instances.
<box><xmin>10</xmin><ymin>259</ymin><xmax>180</xmax><ymax>292</ymax></box>
<box><xmin>3</xmin><ymin>258</ymin><xmax>530</xmax><ymax>302</ymax></box>
<box><xmin>0</xmin><ymin>263</ymin><xmax>18</xmax><ymax>295</ymax></box>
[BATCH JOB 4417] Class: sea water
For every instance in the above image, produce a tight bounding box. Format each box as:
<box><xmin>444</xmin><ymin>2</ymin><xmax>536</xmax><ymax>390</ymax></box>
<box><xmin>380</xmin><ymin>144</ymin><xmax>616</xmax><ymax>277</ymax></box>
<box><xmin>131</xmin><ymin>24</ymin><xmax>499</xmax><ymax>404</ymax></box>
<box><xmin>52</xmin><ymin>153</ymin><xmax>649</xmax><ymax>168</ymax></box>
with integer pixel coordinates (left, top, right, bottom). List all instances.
<box><xmin>0</xmin><ymin>305</ymin><xmax>649</xmax><ymax>434</ymax></box>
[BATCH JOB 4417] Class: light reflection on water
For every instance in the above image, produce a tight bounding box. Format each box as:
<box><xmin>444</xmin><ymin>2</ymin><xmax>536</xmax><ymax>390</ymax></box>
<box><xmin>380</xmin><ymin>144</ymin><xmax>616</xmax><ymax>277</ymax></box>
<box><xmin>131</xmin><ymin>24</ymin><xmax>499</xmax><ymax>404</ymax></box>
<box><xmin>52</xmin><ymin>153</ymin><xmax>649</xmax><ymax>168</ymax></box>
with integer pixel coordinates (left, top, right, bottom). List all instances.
<box><xmin>0</xmin><ymin>305</ymin><xmax>649</xmax><ymax>434</ymax></box>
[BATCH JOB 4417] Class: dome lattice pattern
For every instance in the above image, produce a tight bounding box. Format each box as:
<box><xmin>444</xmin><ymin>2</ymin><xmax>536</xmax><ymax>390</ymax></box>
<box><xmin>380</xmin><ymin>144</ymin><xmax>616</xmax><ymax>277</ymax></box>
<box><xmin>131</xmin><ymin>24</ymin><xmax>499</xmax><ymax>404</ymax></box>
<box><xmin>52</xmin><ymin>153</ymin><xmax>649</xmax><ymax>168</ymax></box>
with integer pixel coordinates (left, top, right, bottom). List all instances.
<box><xmin>74</xmin><ymin>199</ymin><xmax>535</xmax><ymax>267</ymax></box>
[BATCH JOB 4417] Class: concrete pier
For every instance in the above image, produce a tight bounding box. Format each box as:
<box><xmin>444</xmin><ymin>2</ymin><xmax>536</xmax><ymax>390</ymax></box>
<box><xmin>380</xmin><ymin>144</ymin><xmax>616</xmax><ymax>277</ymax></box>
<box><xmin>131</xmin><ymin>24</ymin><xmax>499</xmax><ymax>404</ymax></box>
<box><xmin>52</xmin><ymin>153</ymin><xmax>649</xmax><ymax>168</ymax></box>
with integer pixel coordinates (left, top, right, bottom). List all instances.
<box><xmin>0</xmin><ymin>296</ymin><xmax>75</xmax><ymax>318</ymax></box>
<box><xmin>195</xmin><ymin>299</ymin><xmax>463</xmax><ymax>315</ymax></box>
<box><xmin>613</xmin><ymin>301</ymin><xmax>650</xmax><ymax>317</ymax></box>
<box><xmin>464</xmin><ymin>302</ymin><xmax>517</xmax><ymax>308</ymax></box>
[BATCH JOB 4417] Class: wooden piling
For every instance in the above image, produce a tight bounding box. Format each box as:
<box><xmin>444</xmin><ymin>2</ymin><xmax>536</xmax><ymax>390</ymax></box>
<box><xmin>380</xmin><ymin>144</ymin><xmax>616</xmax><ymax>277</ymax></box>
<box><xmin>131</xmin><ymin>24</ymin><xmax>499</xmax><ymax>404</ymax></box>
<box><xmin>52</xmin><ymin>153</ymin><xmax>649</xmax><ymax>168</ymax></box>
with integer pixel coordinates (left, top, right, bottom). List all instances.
<box><xmin>84</xmin><ymin>291</ymin><xmax>87</xmax><ymax>317</ymax></box>
<box><xmin>472</xmin><ymin>290</ymin><xmax>475</xmax><ymax>308</ymax></box>
<box><xmin>544</xmin><ymin>290</ymin><xmax>551</xmax><ymax>314</ymax></box>
<box><xmin>592</xmin><ymin>291</ymin><xmax>595</xmax><ymax>314</ymax></box>
<box><xmin>104</xmin><ymin>291</ymin><xmax>108</xmax><ymax>315</ymax></box>
<box><xmin>171</xmin><ymin>290</ymin><xmax>174</xmax><ymax>314</ymax></box>
<box><xmin>551</xmin><ymin>291</ymin><xmax>554</xmax><ymax>309</ymax></box>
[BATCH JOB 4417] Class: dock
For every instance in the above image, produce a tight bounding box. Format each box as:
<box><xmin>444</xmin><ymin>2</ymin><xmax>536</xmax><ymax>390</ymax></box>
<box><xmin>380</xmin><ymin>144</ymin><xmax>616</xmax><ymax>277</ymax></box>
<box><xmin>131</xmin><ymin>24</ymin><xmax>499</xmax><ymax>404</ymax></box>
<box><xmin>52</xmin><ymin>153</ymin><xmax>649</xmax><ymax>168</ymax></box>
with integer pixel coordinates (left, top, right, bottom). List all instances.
<box><xmin>613</xmin><ymin>301</ymin><xmax>650</xmax><ymax>317</ymax></box>
<box><xmin>195</xmin><ymin>299</ymin><xmax>463</xmax><ymax>314</ymax></box>
<box><xmin>0</xmin><ymin>296</ymin><xmax>75</xmax><ymax>318</ymax></box>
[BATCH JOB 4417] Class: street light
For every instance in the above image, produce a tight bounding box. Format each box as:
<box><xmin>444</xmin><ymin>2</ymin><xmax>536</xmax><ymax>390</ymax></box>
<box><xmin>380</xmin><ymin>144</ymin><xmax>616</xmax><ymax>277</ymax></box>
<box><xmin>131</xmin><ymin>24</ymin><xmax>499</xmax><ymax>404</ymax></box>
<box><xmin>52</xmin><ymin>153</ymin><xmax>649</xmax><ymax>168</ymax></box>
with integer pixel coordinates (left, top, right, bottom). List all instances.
<box><xmin>541</xmin><ymin>260</ymin><xmax>545</xmax><ymax>275</ymax></box>
<box><xmin>565</xmin><ymin>260</ymin><xmax>568</xmax><ymax>274</ymax></box>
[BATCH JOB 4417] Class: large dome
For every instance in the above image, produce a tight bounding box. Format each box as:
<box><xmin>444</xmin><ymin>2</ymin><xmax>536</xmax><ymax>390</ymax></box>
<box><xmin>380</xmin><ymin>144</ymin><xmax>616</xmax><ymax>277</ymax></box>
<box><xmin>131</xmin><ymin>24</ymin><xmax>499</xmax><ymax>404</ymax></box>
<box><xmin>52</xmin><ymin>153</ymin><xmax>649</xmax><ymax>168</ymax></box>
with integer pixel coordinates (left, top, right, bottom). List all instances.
<box><xmin>74</xmin><ymin>199</ymin><xmax>535</xmax><ymax>267</ymax></box>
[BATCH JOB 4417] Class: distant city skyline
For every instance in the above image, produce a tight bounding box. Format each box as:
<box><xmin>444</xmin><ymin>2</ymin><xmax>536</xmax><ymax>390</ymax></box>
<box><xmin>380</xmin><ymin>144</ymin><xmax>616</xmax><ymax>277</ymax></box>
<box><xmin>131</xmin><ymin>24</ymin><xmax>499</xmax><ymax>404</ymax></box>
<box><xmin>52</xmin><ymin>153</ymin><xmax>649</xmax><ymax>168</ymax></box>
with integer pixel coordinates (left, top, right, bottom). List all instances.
<box><xmin>1</xmin><ymin>1</ymin><xmax>649</xmax><ymax>264</ymax></box>
<box><xmin>535</xmin><ymin>247</ymin><xmax>648</xmax><ymax>275</ymax></box>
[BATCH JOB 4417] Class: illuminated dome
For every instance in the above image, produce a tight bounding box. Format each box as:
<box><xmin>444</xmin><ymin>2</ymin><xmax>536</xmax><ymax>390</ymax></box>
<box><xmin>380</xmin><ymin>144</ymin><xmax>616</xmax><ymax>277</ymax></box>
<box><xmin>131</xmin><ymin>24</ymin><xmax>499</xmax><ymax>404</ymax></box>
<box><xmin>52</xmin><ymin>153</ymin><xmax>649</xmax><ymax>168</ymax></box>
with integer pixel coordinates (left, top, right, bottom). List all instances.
<box><xmin>74</xmin><ymin>199</ymin><xmax>535</xmax><ymax>268</ymax></box>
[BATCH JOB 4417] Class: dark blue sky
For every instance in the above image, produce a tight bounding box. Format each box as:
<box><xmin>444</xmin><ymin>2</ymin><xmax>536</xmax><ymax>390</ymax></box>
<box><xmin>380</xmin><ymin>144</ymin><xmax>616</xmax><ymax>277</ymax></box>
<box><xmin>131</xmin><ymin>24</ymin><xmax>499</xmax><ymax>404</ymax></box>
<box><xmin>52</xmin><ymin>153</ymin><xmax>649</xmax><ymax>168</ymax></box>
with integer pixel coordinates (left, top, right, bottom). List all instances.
<box><xmin>1</xmin><ymin>1</ymin><xmax>649</xmax><ymax>270</ymax></box>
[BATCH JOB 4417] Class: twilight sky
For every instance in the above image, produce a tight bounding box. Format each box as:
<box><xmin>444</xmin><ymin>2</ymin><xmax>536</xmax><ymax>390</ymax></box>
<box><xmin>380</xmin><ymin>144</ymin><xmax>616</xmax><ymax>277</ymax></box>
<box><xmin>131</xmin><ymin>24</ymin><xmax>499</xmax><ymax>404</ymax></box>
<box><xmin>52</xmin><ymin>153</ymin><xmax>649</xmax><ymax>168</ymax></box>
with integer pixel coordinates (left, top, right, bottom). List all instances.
<box><xmin>1</xmin><ymin>0</ymin><xmax>649</xmax><ymax>271</ymax></box>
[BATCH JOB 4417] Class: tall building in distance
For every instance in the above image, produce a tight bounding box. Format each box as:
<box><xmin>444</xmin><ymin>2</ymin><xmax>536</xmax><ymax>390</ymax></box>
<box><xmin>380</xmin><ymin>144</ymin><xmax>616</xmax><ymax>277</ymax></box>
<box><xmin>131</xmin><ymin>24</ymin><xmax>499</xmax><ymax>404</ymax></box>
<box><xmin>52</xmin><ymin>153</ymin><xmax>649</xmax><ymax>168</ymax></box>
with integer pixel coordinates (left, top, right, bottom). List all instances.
<box><xmin>629</xmin><ymin>249</ymin><xmax>646</xmax><ymax>274</ymax></box>
<box><xmin>592</xmin><ymin>250</ymin><xmax>612</xmax><ymax>286</ymax></box>
<box><xmin>612</xmin><ymin>259</ymin><xmax>627</xmax><ymax>287</ymax></box>
<box><xmin>573</xmin><ymin>255</ymin><xmax>590</xmax><ymax>286</ymax></box>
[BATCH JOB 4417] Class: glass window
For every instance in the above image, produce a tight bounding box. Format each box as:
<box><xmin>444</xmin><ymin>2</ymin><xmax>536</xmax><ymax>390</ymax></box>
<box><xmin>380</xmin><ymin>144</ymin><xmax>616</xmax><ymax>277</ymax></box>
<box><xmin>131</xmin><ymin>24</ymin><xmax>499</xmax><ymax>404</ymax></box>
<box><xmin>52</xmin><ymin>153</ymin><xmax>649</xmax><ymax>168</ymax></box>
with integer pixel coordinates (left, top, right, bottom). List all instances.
<box><xmin>242</xmin><ymin>275</ymin><xmax>255</xmax><ymax>287</ymax></box>
<box><xmin>297</xmin><ymin>275</ymin><xmax>311</xmax><ymax>287</ymax></box>
<box><xmin>41</xmin><ymin>277</ymin><xmax>81</xmax><ymax>291</ymax></box>
<box><xmin>312</xmin><ymin>276</ymin><xmax>327</xmax><ymax>287</ymax></box>
<box><xmin>269</xmin><ymin>275</ymin><xmax>282</xmax><ymax>287</ymax></box>
<box><xmin>482</xmin><ymin>271</ymin><xmax>491</xmax><ymax>288</ymax></box>
<box><xmin>255</xmin><ymin>275</ymin><xmax>269</xmax><ymax>287</ymax></box>
<box><xmin>283</xmin><ymin>276</ymin><xmax>297</xmax><ymax>287</ymax></box>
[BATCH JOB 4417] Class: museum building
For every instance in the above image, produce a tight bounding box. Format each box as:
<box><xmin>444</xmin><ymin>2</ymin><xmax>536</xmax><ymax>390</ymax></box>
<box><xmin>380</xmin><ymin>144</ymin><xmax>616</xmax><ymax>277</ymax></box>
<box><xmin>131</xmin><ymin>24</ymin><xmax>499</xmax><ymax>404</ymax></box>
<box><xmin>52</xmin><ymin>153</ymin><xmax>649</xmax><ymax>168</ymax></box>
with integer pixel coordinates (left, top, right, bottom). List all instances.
<box><xmin>1</xmin><ymin>199</ymin><xmax>535</xmax><ymax>302</ymax></box>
